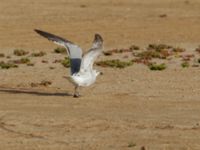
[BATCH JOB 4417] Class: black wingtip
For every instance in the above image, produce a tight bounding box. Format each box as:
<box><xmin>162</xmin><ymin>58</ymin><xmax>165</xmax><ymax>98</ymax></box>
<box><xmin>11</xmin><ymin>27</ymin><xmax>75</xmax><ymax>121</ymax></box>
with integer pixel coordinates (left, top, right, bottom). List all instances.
<box><xmin>34</xmin><ymin>29</ymin><xmax>73</xmax><ymax>44</ymax></box>
<box><xmin>34</xmin><ymin>29</ymin><xmax>40</xmax><ymax>33</ymax></box>
<box><xmin>34</xmin><ymin>29</ymin><xmax>46</xmax><ymax>36</ymax></box>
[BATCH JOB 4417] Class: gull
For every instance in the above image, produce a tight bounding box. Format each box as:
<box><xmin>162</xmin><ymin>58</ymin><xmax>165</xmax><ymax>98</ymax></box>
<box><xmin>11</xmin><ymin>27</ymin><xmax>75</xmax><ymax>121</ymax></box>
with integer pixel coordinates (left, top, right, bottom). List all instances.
<box><xmin>34</xmin><ymin>29</ymin><xmax>103</xmax><ymax>97</ymax></box>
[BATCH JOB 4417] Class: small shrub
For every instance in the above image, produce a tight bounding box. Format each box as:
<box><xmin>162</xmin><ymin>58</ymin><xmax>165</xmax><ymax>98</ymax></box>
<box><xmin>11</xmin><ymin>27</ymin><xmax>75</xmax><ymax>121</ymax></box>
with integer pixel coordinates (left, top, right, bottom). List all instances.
<box><xmin>181</xmin><ymin>62</ymin><xmax>189</xmax><ymax>68</ymax></box>
<box><xmin>147</xmin><ymin>44</ymin><xmax>172</xmax><ymax>51</ymax></box>
<box><xmin>132</xmin><ymin>58</ymin><xmax>151</xmax><ymax>65</ymax></box>
<box><xmin>13</xmin><ymin>49</ymin><xmax>29</xmax><ymax>56</ymax></box>
<box><xmin>173</xmin><ymin>47</ymin><xmax>185</xmax><ymax>53</ymax></box>
<box><xmin>27</xmin><ymin>63</ymin><xmax>34</xmax><ymax>66</ymax></box>
<box><xmin>195</xmin><ymin>46</ymin><xmax>200</xmax><ymax>53</ymax></box>
<box><xmin>103</xmin><ymin>51</ymin><xmax>113</xmax><ymax>56</ymax></box>
<box><xmin>159</xmin><ymin>14</ymin><xmax>167</xmax><ymax>18</ymax></box>
<box><xmin>31</xmin><ymin>51</ymin><xmax>46</xmax><ymax>57</ymax></box>
<box><xmin>54</xmin><ymin>47</ymin><xmax>66</xmax><ymax>54</ymax></box>
<box><xmin>80</xmin><ymin>4</ymin><xmax>87</xmax><ymax>8</ymax></box>
<box><xmin>128</xmin><ymin>142</ymin><xmax>136</xmax><ymax>148</ymax></box>
<box><xmin>61</xmin><ymin>57</ymin><xmax>70</xmax><ymax>68</ymax></box>
<box><xmin>41</xmin><ymin>60</ymin><xmax>48</xmax><ymax>63</ymax></box>
<box><xmin>0</xmin><ymin>61</ymin><xmax>18</xmax><ymax>69</ymax></box>
<box><xmin>40</xmin><ymin>80</ymin><xmax>52</xmax><ymax>86</ymax></box>
<box><xmin>49</xmin><ymin>66</ymin><xmax>55</xmax><ymax>69</ymax></box>
<box><xmin>0</xmin><ymin>53</ymin><xmax>5</xmax><ymax>57</ymax></box>
<box><xmin>148</xmin><ymin>63</ymin><xmax>166</xmax><ymax>71</ymax></box>
<box><xmin>30</xmin><ymin>80</ymin><xmax>52</xmax><ymax>87</ymax></box>
<box><xmin>118</xmin><ymin>48</ymin><xmax>132</xmax><ymax>53</ymax></box>
<box><xmin>20</xmin><ymin>58</ymin><xmax>30</xmax><ymax>64</ymax></box>
<box><xmin>96</xmin><ymin>59</ymin><xmax>133</xmax><ymax>68</ymax></box>
<box><xmin>135</xmin><ymin>51</ymin><xmax>160</xmax><ymax>59</ymax></box>
<box><xmin>129</xmin><ymin>45</ymin><xmax>140</xmax><ymax>51</ymax></box>
<box><xmin>13</xmin><ymin>58</ymin><xmax>30</xmax><ymax>64</ymax></box>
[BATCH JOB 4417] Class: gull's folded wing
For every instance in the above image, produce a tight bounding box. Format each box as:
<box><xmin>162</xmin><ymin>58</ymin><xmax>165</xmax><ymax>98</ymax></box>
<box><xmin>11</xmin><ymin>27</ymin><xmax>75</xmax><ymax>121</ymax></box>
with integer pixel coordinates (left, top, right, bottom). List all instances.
<box><xmin>34</xmin><ymin>29</ymin><xmax>82</xmax><ymax>74</ymax></box>
<box><xmin>81</xmin><ymin>33</ymin><xmax>103</xmax><ymax>71</ymax></box>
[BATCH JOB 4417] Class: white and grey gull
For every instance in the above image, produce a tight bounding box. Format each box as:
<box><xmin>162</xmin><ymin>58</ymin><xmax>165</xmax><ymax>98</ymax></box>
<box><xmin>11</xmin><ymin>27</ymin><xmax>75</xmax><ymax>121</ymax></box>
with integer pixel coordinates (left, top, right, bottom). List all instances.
<box><xmin>34</xmin><ymin>29</ymin><xmax>103</xmax><ymax>97</ymax></box>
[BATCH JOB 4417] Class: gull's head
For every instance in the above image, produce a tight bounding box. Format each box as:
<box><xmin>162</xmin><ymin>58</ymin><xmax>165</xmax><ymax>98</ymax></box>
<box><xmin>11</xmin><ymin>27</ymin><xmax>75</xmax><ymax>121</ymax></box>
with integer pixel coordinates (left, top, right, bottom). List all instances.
<box><xmin>92</xmin><ymin>33</ymin><xmax>103</xmax><ymax>49</ymax></box>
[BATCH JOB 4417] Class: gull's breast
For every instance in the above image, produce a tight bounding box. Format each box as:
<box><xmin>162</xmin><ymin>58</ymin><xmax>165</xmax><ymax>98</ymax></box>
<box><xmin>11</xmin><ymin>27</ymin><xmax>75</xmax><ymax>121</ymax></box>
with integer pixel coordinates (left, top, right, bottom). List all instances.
<box><xmin>71</xmin><ymin>72</ymin><xmax>96</xmax><ymax>87</ymax></box>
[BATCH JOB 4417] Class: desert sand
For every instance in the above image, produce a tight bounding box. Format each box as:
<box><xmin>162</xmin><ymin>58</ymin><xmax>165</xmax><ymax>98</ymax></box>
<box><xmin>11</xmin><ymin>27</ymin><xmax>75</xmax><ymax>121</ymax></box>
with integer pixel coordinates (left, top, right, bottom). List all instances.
<box><xmin>1</xmin><ymin>0</ymin><xmax>200</xmax><ymax>149</ymax></box>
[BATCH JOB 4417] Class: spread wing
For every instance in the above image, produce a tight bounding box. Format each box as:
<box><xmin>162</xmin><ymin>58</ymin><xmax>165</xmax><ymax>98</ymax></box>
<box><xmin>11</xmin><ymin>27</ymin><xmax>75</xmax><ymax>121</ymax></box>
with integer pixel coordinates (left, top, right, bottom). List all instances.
<box><xmin>34</xmin><ymin>29</ymin><xmax>82</xmax><ymax>75</ymax></box>
<box><xmin>81</xmin><ymin>33</ymin><xmax>103</xmax><ymax>71</ymax></box>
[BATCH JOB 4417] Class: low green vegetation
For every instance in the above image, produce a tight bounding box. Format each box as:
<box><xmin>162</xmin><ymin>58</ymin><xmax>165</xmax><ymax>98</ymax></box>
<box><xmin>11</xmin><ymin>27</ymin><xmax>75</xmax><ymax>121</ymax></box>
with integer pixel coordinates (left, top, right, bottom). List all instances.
<box><xmin>13</xmin><ymin>57</ymin><xmax>30</xmax><ymax>64</ymax></box>
<box><xmin>128</xmin><ymin>142</ymin><xmax>136</xmax><ymax>148</ymax></box>
<box><xmin>135</xmin><ymin>50</ymin><xmax>161</xmax><ymax>59</ymax></box>
<box><xmin>173</xmin><ymin>47</ymin><xmax>185</xmax><ymax>53</ymax></box>
<box><xmin>181</xmin><ymin>61</ymin><xmax>189</xmax><ymax>68</ymax></box>
<box><xmin>103</xmin><ymin>51</ymin><xmax>113</xmax><ymax>56</ymax></box>
<box><xmin>0</xmin><ymin>53</ymin><xmax>5</xmax><ymax>57</ymax></box>
<box><xmin>61</xmin><ymin>57</ymin><xmax>70</xmax><ymax>68</ymax></box>
<box><xmin>31</xmin><ymin>51</ymin><xmax>46</xmax><ymax>57</ymax></box>
<box><xmin>54</xmin><ymin>47</ymin><xmax>66</xmax><ymax>54</ymax></box>
<box><xmin>40</xmin><ymin>80</ymin><xmax>52</xmax><ymax>86</ymax></box>
<box><xmin>103</xmin><ymin>47</ymin><xmax>137</xmax><ymax>56</ymax></box>
<box><xmin>195</xmin><ymin>46</ymin><xmax>200</xmax><ymax>53</ymax></box>
<box><xmin>0</xmin><ymin>61</ymin><xmax>18</xmax><ymax>69</ymax></box>
<box><xmin>30</xmin><ymin>80</ymin><xmax>52</xmax><ymax>87</ymax></box>
<box><xmin>129</xmin><ymin>45</ymin><xmax>140</xmax><ymax>50</ymax></box>
<box><xmin>198</xmin><ymin>58</ymin><xmax>200</xmax><ymax>63</ymax></box>
<box><xmin>147</xmin><ymin>44</ymin><xmax>172</xmax><ymax>51</ymax></box>
<box><xmin>96</xmin><ymin>59</ymin><xmax>133</xmax><ymax>68</ymax></box>
<box><xmin>135</xmin><ymin>47</ymin><xmax>171</xmax><ymax>60</ymax></box>
<box><xmin>148</xmin><ymin>63</ymin><xmax>166</xmax><ymax>71</ymax></box>
<box><xmin>13</xmin><ymin>49</ymin><xmax>29</xmax><ymax>56</ymax></box>
<box><xmin>27</xmin><ymin>62</ymin><xmax>34</xmax><ymax>66</ymax></box>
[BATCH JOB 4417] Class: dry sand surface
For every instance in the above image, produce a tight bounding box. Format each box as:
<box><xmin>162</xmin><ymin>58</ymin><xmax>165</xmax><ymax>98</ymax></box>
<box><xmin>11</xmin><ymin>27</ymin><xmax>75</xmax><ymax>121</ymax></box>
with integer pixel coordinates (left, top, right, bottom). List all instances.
<box><xmin>1</xmin><ymin>0</ymin><xmax>200</xmax><ymax>149</ymax></box>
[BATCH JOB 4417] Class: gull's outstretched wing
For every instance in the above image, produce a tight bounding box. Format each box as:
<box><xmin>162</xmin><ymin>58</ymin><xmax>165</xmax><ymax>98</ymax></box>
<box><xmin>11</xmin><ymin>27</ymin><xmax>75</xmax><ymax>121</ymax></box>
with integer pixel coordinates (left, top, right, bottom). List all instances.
<box><xmin>34</xmin><ymin>29</ymin><xmax>82</xmax><ymax>75</ymax></box>
<box><xmin>81</xmin><ymin>33</ymin><xmax>103</xmax><ymax>71</ymax></box>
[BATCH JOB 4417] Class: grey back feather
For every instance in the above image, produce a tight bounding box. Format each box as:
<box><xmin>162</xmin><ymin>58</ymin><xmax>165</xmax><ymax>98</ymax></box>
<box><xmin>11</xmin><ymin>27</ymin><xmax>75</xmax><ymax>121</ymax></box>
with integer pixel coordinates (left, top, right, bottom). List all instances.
<box><xmin>34</xmin><ymin>29</ymin><xmax>82</xmax><ymax>75</ymax></box>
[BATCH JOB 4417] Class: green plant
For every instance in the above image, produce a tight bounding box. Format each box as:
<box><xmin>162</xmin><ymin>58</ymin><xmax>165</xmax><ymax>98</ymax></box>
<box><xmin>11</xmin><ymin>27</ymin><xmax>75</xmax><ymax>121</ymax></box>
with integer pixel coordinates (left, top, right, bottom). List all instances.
<box><xmin>13</xmin><ymin>58</ymin><xmax>30</xmax><ymax>64</ymax></box>
<box><xmin>129</xmin><ymin>45</ymin><xmax>140</xmax><ymax>50</ymax></box>
<box><xmin>0</xmin><ymin>61</ymin><xmax>18</xmax><ymax>69</ymax></box>
<box><xmin>173</xmin><ymin>47</ymin><xmax>185</xmax><ymax>53</ymax></box>
<box><xmin>13</xmin><ymin>49</ymin><xmax>29</xmax><ymax>56</ymax></box>
<box><xmin>31</xmin><ymin>51</ymin><xmax>46</xmax><ymax>57</ymax></box>
<box><xmin>54</xmin><ymin>47</ymin><xmax>66</xmax><ymax>54</ymax></box>
<box><xmin>181</xmin><ymin>62</ymin><xmax>189</xmax><ymax>68</ymax></box>
<box><xmin>148</xmin><ymin>63</ymin><xmax>166</xmax><ymax>71</ymax></box>
<box><xmin>20</xmin><ymin>58</ymin><xmax>30</xmax><ymax>64</ymax></box>
<box><xmin>96</xmin><ymin>59</ymin><xmax>133</xmax><ymax>68</ymax></box>
<box><xmin>198</xmin><ymin>58</ymin><xmax>200</xmax><ymax>63</ymax></box>
<box><xmin>195</xmin><ymin>46</ymin><xmax>200</xmax><ymax>53</ymax></box>
<box><xmin>40</xmin><ymin>80</ymin><xmax>52</xmax><ymax>86</ymax></box>
<box><xmin>27</xmin><ymin>63</ymin><xmax>34</xmax><ymax>66</ymax></box>
<box><xmin>103</xmin><ymin>51</ymin><xmax>113</xmax><ymax>56</ymax></box>
<box><xmin>128</xmin><ymin>142</ymin><xmax>136</xmax><ymax>148</ymax></box>
<box><xmin>61</xmin><ymin>57</ymin><xmax>70</xmax><ymax>68</ymax></box>
<box><xmin>0</xmin><ymin>53</ymin><xmax>5</xmax><ymax>57</ymax></box>
<box><xmin>30</xmin><ymin>80</ymin><xmax>52</xmax><ymax>87</ymax></box>
<box><xmin>147</xmin><ymin>44</ymin><xmax>172</xmax><ymax>51</ymax></box>
<box><xmin>135</xmin><ymin>51</ymin><xmax>160</xmax><ymax>59</ymax></box>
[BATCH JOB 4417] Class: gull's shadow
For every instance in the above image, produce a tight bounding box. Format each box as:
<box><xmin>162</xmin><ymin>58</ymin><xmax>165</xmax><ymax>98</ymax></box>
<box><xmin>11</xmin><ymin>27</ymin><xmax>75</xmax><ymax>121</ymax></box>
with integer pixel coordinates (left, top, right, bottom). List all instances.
<box><xmin>0</xmin><ymin>87</ymin><xmax>72</xmax><ymax>97</ymax></box>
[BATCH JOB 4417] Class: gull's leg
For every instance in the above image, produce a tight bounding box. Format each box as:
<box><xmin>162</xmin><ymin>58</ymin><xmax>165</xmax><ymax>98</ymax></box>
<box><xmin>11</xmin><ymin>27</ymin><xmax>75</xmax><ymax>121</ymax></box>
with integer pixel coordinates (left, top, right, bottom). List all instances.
<box><xmin>73</xmin><ymin>85</ymin><xmax>80</xmax><ymax>98</ymax></box>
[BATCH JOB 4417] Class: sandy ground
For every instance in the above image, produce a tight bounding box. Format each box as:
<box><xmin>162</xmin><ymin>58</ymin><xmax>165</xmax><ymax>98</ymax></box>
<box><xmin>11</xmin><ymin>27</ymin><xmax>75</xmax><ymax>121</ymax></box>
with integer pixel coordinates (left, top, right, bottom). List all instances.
<box><xmin>1</xmin><ymin>0</ymin><xmax>200</xmax><ymax>149</ymax></box>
